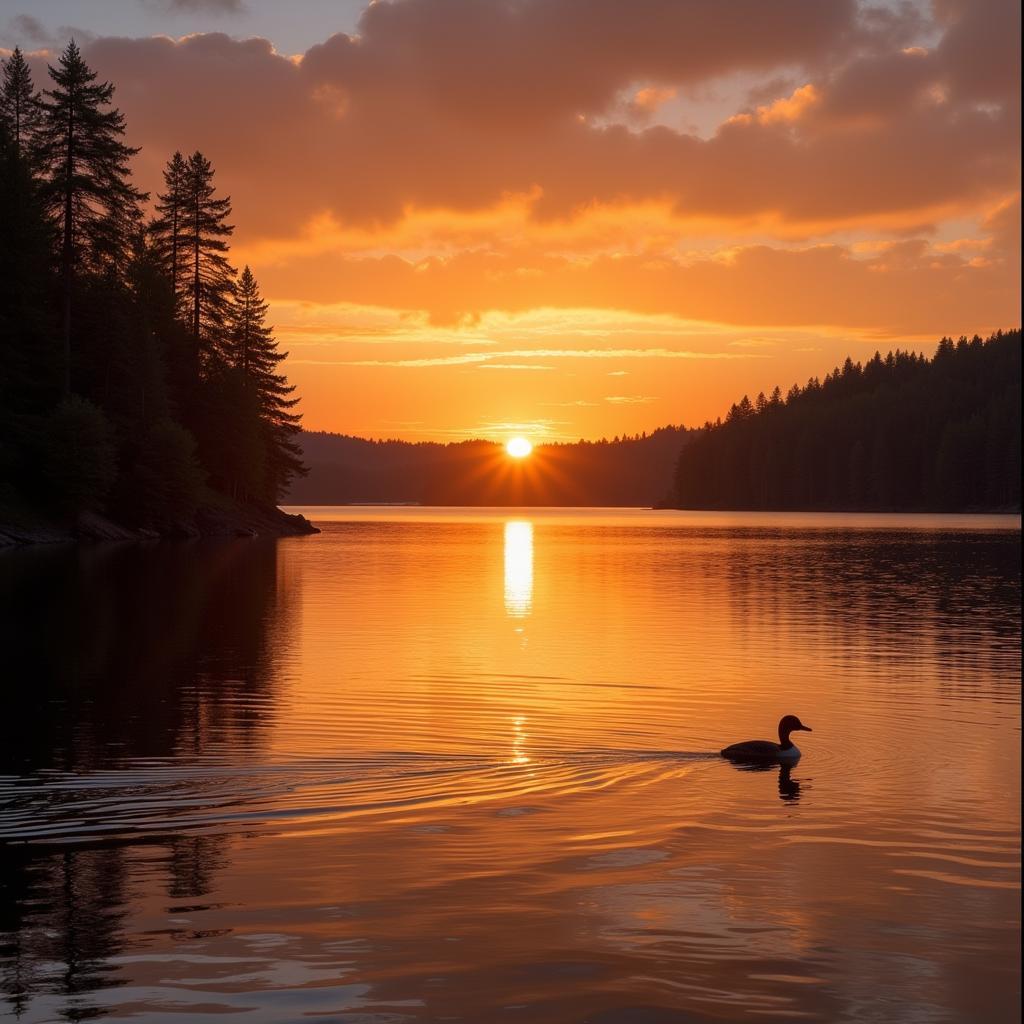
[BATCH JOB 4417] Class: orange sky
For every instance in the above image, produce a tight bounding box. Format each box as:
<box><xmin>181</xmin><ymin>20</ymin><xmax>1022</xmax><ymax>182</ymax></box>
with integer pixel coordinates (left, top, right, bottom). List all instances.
<box><xmin>10</xmin><ymin>0</ymin><xmax>1021</xmax><ymax>441</ymax></box>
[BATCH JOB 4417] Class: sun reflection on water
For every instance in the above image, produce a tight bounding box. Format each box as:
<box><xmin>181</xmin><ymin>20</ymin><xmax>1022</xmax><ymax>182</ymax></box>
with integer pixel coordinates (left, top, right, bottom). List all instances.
<box><xmin>503</xmin><ymin>520</ymin><xmax>534</xmax><ymax>618</ymax></box>
<box><xmin>511</xmin><ymin>714</ymin><xmax>530</xmax><ymax>764</ymax></box>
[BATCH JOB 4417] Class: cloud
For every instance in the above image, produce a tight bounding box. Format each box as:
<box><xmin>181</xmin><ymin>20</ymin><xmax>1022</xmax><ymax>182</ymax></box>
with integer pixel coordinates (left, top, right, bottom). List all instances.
<box><xmin>58</xmin><ymin>0</ymin><xmax>1014</xmax><ymax>246</ymax></box>
<box><xmin>7</xmin><ymin>15</ymin><xmax>48</xmax><ymax>44</ymax></box>
<box><xmin>143</xmin><ymin>0</ymin><xmax>246</xmax><ymax>13</ymax></box>
<box><xmin>256</xmin><ymin>225</ymin><xmax>1020</xmax><ymax>338</ymax></box>
<box><xmin>15</xmin><ymin>0</ymin><xmax>1015</xmax><ymax>431</ymax></box>
<box><xmin>13</xmin><ymin>0</ymin><xmax>1012</xmax><ymax>443</ymax></box>
<box><xmin>478</xmin><ymin>364</ymin><xmax>556</xmax><ymax>371</ymax></box>
<box><xmin>733</xmin><ymin>83</ymin><xmax>820</xmax><ymax>126</ymax></box>
<box><xmin>321</xmin><ymin>348</ymin><xmax>756</xmax><ymax>369</ymax></box>
<box><xmin>2</xmin><ymin>17</ymin><xmax>95</xmax><ymax>51</ymax></box>
<box><xmin>935</xmin><ymin>0</ymin><xmax>1021</xmax><ymax>104</ymax></box>
<box><xmin>303</xmin><ymin>0</ymin><xmax>860</xmax><ymax>130</ymax></box>
<box><xmin>628</xmin><ymin>84</ymin><xmax>678</xmax><ymax>121</ymax></box>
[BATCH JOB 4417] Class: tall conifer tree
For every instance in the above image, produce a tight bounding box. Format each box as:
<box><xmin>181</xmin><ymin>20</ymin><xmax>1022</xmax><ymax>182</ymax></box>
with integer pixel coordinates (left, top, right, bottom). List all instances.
<box><xmin>228</xmin><ymin>266</ymin><xmax>306</xmax><ymax>499</ymax></box>
<box><xmin>0</xmin><ymin>114</ymin><xmax>59</xmax><ymax>433</ymax></box>
<box><xmin>37</xmin><ymin>40</ymin><xmax>145</xmax><ymax>395</ymax></box>
<box><xmin>0</xmin><ymin>47</ymin><xmax>42</xmax><ymax>159</ymax></box>
<box><xmin>151</xmin><ymin>151</ymin><xmax>189</xmax><ymax>311</ymax></box>
<box><xmin>183</xmin><ymin>150</ymin><xmax>234</xmax><ymax>379</ymax></box>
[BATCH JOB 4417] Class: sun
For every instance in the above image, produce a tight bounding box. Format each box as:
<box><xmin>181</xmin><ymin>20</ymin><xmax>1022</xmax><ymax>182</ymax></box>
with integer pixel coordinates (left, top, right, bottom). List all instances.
<box><xmin>506</xmin><ymin>437</ymin><xmax>533</xmax><ymax>458</ymax></box>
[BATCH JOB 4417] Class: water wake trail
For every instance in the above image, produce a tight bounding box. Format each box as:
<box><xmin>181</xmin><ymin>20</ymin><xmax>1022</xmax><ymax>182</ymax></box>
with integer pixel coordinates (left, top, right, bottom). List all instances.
<box><xmin>0</xmin><ymin>748</ymin><xmax>719</xmax><ymax>845</ymax></box>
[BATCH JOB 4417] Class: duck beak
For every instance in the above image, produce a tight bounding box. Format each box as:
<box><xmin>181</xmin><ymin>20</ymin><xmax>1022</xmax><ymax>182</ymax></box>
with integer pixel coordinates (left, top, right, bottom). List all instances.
<box><xmin>800</xmin><ymin>724</ymin><xmax>813</xmax><ymax>732</ymax></box>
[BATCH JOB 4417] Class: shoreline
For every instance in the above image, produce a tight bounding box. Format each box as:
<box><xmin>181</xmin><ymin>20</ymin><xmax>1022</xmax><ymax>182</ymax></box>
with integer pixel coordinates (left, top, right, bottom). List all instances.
<box><xmin>0</xmin><ymin>500</ymin><xmax>319</xmax><ymax>548</ymax></box>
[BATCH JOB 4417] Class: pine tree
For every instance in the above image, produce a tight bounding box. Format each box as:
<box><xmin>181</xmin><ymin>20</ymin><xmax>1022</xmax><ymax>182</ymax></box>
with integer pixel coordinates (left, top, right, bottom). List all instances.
<box><xmin>671</xmin><ymin>332</ymin><xmax>1021</xmax><ymax>512</ymax></box>
<box><xmin>228</xmin><ymin>266</ymin><xmax>306</xmax><ymax>499</ymax></box>
<box><xmin>230</xmin><ymin>265</ymin><xmax>273</xmax><ymax>382</ymax></box>
<box><xmin>0</xmin><ymin>114</ymin><xmax>59</xmax><ymax>457</ymax></box>
<box><xmin>151</xmin><ymin>151</ymin><xmax>189</xmax><ymax>312</ymax></box>
<box><xmin>183</xmin><ymin>150</ymin><xmax>234</xmax><ymax>379</ymax></box>
<box><xmin>2</xmin><ymin>40</ymin><xmax>316</xmax><ymax>527</ymax></box>
<box><xmin>0</xmin><ymin>53</ymin><xmax>52</xmax><ymax>434</ymax></box>
<box><xmin>36</xmin><ymin>40</ymin><xmax>146</xmax><ymax>395</ymax></box>
<box><xmin>0</xmin><ymin>47</ymin><xmax>43</xmax><ymax>159</ymax></box>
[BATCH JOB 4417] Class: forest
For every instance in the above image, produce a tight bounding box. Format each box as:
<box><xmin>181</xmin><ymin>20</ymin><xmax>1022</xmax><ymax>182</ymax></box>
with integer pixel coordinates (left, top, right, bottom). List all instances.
<box><xmin>292</xmin><ymin>333</ymin><xmax>1021</xmax><ymax>512</ymax></box>
<box><xmin>0</xmin><ymin>43</ymin><xmax>311</xmax><ymax>541</ymax></box>
<box><xmin>3</xmin><ymin>46</ymin><xmax>1018</xmax><ymax>530</ymax></box>
<box><xmin>289</xmin><ymin>426</ymin><xmax>689</xmax><ymax>507</ymax></box>
<box><xmin>670</xmin><ymin>331</ymin><xmax>1021</xmax><ymax>512</ymax></box>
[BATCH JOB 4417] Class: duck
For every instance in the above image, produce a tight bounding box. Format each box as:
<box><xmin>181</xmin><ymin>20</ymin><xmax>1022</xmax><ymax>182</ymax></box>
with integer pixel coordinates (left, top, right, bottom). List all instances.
<box><xmin>720</xmin><ymin>715</ymin><xmax>812</xmax><ymax>762</ymax></box>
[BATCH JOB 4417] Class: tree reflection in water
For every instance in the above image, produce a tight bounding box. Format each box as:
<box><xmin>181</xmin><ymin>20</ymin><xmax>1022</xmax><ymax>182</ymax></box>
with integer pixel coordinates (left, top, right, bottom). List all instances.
<box><xmin>0</xmin><ymin>539</ymin><xmax>291</xmax><ymax>1021</ymax></box>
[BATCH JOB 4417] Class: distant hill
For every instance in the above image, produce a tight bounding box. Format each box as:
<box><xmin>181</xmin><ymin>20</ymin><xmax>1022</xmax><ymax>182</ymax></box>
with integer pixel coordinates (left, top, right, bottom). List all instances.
<box><xmin>670</xmin><ymin>330</ymin><xmax>1021</xmax><ymax>512</ymax></box>
<box><xmin>288</xmin><ymin>332</ymin><xmax>1021</xmax><ymax>512</ymax></box>
<box><xmin>287</xmin><ymin>426</ymin><xmax>689</xmax><ymax>507</ymax></box>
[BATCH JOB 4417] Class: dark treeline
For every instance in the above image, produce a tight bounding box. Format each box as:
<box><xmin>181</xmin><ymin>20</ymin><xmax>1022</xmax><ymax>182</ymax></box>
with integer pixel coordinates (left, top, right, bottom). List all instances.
<box><xmin>671</xmin><ymin>331</ymin><xmax>1021</xmax><ymax>512</ymax></box>
<box><xmin>289</xmin><ymin>426</ymin><xmax>689</xmax><ymax>506</ymax></box>
<box><xmin>0</xmin><ymin>43</ymin><xmax>307</xmax><ymax>537</ymax></box>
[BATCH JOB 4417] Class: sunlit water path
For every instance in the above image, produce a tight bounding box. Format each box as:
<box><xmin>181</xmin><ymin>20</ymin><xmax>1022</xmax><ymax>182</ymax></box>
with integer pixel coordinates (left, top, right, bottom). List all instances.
<box><xmin>1</xmin><ymin>509</ymin><xmax>1020</xmax><ymax>1022</ymax></box>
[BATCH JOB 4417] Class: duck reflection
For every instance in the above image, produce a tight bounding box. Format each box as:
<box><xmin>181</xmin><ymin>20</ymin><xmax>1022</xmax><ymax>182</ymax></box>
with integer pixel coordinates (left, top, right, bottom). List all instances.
<box><xmin>777</xmin><ymin>764</ymin><xmax>801</xmax><ymax>801</ymax></box>
<box><xmin>504</xmin><ymin>520</ymin><xmax>534</xmax><ymax>618</ymax></box>
<box><xmin>727</xmin><ymin>761</ymin><xmax>803</xmax><ymax>802</ymax></box>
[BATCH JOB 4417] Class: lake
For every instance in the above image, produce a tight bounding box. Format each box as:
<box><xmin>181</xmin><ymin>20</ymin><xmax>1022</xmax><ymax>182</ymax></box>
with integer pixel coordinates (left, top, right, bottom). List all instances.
<box><xmin>1</xmin><ymin>508</ymin><xmax>1020</xmax><ymax>1023</ymax></box>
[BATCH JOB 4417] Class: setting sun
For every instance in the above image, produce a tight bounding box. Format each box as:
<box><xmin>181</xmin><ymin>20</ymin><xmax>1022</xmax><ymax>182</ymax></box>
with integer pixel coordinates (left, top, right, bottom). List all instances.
<box><xmin>0</xmin><ymin>5</ymin><xmax>1018</xmax><ymax>1024</ymax></box>
<box><xmin>506</xmin><ymin>437</ymin><xmax>533</xmax><ymax>458</ymax></box>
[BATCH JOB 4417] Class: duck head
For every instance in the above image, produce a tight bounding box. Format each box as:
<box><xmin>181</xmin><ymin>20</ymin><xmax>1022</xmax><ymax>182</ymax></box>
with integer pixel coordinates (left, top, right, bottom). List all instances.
<box><xmin>778</xmin><ymin>715</ymin><xmax>812</xmax><ymax>746</ymax></box>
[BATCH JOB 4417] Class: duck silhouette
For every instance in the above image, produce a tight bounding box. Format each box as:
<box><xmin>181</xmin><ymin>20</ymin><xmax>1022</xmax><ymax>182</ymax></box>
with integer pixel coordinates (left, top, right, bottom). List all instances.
<box><xmin>721</xmin><ymin>715</ymin><xmax>812</xmax><ymax>762</ymax></box>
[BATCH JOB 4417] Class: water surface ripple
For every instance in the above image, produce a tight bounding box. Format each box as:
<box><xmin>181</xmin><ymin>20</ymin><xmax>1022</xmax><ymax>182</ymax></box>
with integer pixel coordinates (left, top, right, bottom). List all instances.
<box><xmin>1</xmin><ymin>508</ymin><xmax>1019</xmax><ymax>1023</ymax></box>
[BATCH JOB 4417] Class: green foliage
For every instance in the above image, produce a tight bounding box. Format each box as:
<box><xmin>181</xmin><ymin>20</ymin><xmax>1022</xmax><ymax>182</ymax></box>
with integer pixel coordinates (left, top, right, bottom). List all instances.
<box><xmin>40</xmin><ymin>396</ymin><xmax>117</xmax><ymax>512</ymax></box>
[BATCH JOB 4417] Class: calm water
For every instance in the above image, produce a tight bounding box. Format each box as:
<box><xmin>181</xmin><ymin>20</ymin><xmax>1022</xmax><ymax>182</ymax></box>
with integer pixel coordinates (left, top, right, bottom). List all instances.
<box><xmin>1</xmin><ymin>508</ymin><xmax>1020</xmax><ymax>1023</ymax></box>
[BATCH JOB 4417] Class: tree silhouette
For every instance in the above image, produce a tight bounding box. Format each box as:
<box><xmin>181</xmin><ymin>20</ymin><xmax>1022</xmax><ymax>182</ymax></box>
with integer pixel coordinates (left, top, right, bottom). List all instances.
<box><xmin>183</xmin><ymin>150</ymin><xmax>234</xmax><ymax>381</ymax></box>
<box><xmin>289</xmin><ymin>426</ymin><xmax>690</xmax><ymax>506</ymax></box>
<box><xmin>671</xmin><ymin>332</ymin><xmax>1021</xmax><ymax>512</ymax></box>
<box><xmin>151</xmin><ymin>151</ymin><xmax>189</xmax><ymax>314</ymax></box>
<box><xmin>1</xmin><ymin>36</ymin><xmax>306</xmax><ymax>529</ymax></box>
<box><xmin>2</xmin><ymin>32</ymin><xmax>1015</xmax><ymax>527</ymax></box>
<box><xmin>0</xmin><ymin>47</ymin><xmax>42</xmax><ymax>159</ymax></box>
<box><xmin>36</xmin><ymin>41</ymin><xmax>146</xmax><ymax>395</ymax></box>
<box><xmin>228</xmin><ymin>267</ymin><xmax>305</xmax><ymax>500</ymax></box>
<box><xmin>0</xmin><ymin>107</ymin><xmax>59</xmax><ymax>456</ymax></box>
